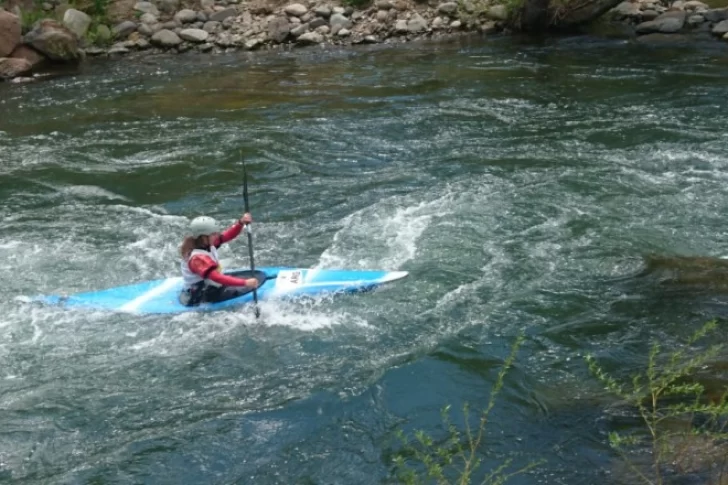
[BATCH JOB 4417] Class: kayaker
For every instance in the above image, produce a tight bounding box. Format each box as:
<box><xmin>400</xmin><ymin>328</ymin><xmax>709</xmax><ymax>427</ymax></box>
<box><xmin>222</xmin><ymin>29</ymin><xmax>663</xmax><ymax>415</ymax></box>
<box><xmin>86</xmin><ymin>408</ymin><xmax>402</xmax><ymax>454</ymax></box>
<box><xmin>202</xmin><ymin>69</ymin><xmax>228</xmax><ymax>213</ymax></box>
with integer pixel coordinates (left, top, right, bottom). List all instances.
<box><xmin>179</xmin><ymin>213</ymin><xmax>259</xmax><ymax>306</ymax></box>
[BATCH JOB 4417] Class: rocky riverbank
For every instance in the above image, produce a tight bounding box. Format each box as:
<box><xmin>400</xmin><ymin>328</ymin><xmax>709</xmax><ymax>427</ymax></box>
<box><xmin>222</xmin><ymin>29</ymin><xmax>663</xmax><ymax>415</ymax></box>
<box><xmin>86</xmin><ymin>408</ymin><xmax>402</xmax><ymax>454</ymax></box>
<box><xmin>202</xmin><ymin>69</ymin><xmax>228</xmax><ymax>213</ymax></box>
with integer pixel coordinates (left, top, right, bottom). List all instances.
<box><xmin>1</xmin><ymin>0</ymin><xmax>728</xmax><ymax>83</ymax></box>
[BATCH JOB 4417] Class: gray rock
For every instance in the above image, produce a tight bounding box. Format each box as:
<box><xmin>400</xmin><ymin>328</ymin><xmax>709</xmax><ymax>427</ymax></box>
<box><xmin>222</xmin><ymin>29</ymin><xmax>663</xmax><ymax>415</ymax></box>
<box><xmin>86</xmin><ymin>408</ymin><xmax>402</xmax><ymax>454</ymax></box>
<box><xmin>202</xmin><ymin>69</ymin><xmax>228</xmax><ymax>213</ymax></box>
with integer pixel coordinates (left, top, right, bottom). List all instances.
<box><xmin>84</xmin><ymin>46</ymin><xmax>107</xmax><ymax>55</ymax></box>
<box><xmin>636</xmin><ymin>10</ymin><xmax>685</xmax><ymax>34</ymax></box>
<box><xmin>107</xmin><ymin>44</ymin><xmax>130</xmax><ymax>55</ymax></box>
<box><xmin>162</xmin><ymin>20</ymin><xmax>177</xmax><ymax>29</ymax></box>
<box><xmin>641</xmin><ymin>10</ymin><xmax>659</xmax><ymax>20</ymax></box>
<box><xmin>151</xmin><ymin>28</ymin><xmax>182</xmax><ymax>46</ymax></box>
<box><xmin>703</xmin><ymin>7</ymin><xmax>728</xmax><ymax>22</ymax></box>
<box><xmin>196</xmin><ymin>12</ymin><xmax>207</xmax><ymax>22</ymax></box>
<box><xmin>438</xmin><ymin>2</ymin><xmax>458</xmax><ymax>15</ymax></box>
<box><xmin>175</xmin><ymin>9</ymin><xmax>197</xmax><ymax>23</ymax></box>
<box><xmin>309</xmin><ymin>17</ymin><xmax>327</xmax><ymax>29</ymax></box>
<box><xmin>134</xmin><ymin>1</ymin><xmax>159</xmax><ymax>15</ymax></box>
<box><xmin>375</xmin><ymin>0</ymin><xmax>393</xmax><ymax>9</ymax></box>
<box><xmin>214</xmin><ymin>32</ymin><xmax>241</xmax><ymax>46</ymax></box>
<box><xmin>686</xmin><ymin>13</ymin><xmax>705</xmax><ymax>26</ymax></box>
<box><xmin>284</xmin><ymin>3</ymin><xmax>307</xmax><ymax>16</ymax></box>
<box><xmin>333</xmin><ymin>6</ymin><xmax>345</xmax><ymax>14</ymax></box>
<box><xmin>612</xmin><ymin>1</ymin><xmax>641</xmax><ymax>18</ymax></box>
<box><xmin>290</xmin><ymin>22</ymin><xmax>309</xmax><ymax>36</ymax></box>
<box><xmin>209</xmin><ymin>7</ymin><xmax>236</xmax><ymax>22</ymax></box>
<box><xmin>179</xmin><ymin>28</ymin><xmax>209</xmax><ymax>41</ymax></box>
<box><xmin>113</xmin><ymin>20</ymin><xmax>137</xmax><ymax>38</ymax></box>
<box><xmin>432</xmin><ymin>16</ymin><xmax>444</xmax><ymax>28</ymax></box>
<box><xmin>407</xmin><ymin>13</ymin><xmax>427</xmax><ymax>32</ymax></box>
<box><xmin>203</xmin><ymin>20</ymin><xmax>221</xmax><ymax>32</ymax></box>
<box><xmin>199</xmin><ymin>42</ymin><xmax>213</xmax><ymax>51</ymax></box>
<box><xmin>314</xmin><ymin>5</ymin><xmax>331</xmax><ymax>17</ymax></box>
<box><xmin>140</xmin><ymin>12</ymin><xmax>157</xmax><ymax>24</ymax></box>
<box><xmin>268</xmin><ymin>16</ymin><xmax>291</xmax><ymax>42</ymax></box>
<box><xmin>376</xmin><ymin>9</ymin><xmax>388</xmax><ymax>21</ymax></box>
<box><xmin>244</xmin><ymin>38</ymin><xmax>261</xmax><ymax>49</ymax></box>
<box><xmin>62</xmin><ymin>8</ymin><xmax>91</xmax><ymax>37</ymax></box>
<box><xmin>486</xmin><ymin>4</ymin><xmax>508</xmax><ymax>20</ymax></box>
<box><xmin>155</xmin><ymin>0</ymin><xmax>179</xmax><ymax>13</ymax></box>
<box><xmin>296</xmin><ymin>31</ymin><xmax>322</xmax><ymax>44</ymax></box>
<box><xmin>200</xmin><ymin>0</ymin><xmax>214</xmax><ymax>8</ymax></box>
<box><xmin>222</xmin><ymin>16</ymin><xmax>235</xmax><ymax>28</ymax></box>
<box><xmin>330</xmin><ymin>12</ymin><xmax>352</xmax><ymax>30</ymax></box>
<box><xmin>363</xmin><ymin>34</ymin><xmax>378</xmax><ymax>43</ymax></box>
<box><xmin>683</xmin><ymin>0</ymin><xmax>707</xmax><ymax>9</ymax></box>
<box><xmin>712</xmin><ymin>18</ymin><xmax>728</xmax><ymax>34</ymax></box>
<box><xmin>395</xmin><ymin>18</ymin><xmax>408</xmax><ymax>33</ymax></box>
<box><xmin>337</xmin><ymin>27</ymin><xmax>350</xmax><ymax>36</ymax></box>
<box><xmin>138</xmin><ymin>23</ymin><xmax>154</xmax><ymax>36</ymax></box>
<box><xmin>450</xmin><ymin>19</ymin><xmax>461</xmax><ymax>28</ymax></box>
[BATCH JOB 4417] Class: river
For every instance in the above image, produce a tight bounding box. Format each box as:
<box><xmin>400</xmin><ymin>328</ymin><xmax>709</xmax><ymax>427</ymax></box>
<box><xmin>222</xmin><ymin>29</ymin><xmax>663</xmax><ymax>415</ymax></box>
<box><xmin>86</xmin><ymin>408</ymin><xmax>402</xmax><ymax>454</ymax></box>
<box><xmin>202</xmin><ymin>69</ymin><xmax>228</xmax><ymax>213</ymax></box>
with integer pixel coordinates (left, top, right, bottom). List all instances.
<box><xmin>2</xmin><ymin>34</ymin><xmax>728</xmax><ymax>484</ymax></box>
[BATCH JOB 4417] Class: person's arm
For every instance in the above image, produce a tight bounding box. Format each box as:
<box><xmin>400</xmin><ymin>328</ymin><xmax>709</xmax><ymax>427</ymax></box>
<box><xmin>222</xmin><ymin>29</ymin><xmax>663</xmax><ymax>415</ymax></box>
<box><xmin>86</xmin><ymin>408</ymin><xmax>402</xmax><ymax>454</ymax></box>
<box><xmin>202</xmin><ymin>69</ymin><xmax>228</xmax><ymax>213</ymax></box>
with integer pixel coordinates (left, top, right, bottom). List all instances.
<box><xmin>212</xmin><ymin>213</ymin><xmax>253</xmax><ymax>247</ymax></box>
<box><xmin>188</xmin><ymin>255</ymin><xmax>258</xmax><ymax>288</ymax></box>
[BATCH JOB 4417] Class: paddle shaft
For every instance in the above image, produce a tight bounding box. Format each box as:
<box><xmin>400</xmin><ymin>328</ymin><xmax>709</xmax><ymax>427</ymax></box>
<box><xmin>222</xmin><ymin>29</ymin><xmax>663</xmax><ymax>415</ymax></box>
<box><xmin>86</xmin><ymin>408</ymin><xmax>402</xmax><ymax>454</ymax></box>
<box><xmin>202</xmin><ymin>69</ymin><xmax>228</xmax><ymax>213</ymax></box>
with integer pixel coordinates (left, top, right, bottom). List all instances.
<box><xmin>242</xmin><ymin>159</ymin><xmax>260</xmax><ymax>318</ymax></box>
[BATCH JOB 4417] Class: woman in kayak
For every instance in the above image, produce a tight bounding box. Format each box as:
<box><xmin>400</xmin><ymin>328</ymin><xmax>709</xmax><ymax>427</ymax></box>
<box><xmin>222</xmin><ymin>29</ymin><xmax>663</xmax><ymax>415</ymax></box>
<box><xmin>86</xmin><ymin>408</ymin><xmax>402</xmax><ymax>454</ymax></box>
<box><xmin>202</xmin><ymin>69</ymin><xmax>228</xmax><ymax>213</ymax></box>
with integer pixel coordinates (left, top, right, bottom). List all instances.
<box><xmin>179</xmin><ymin>213</ymin><xmax>259</xmax><ymax>306</ymax></box>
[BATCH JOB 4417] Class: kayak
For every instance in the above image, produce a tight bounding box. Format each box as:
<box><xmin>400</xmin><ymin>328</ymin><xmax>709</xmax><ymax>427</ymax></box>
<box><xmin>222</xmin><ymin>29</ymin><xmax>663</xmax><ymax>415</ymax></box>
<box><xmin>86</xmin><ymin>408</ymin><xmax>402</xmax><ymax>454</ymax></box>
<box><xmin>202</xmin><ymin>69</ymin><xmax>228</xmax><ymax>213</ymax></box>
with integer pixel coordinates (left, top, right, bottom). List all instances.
<box><xmin>35</xmin><ymin>267</ymin><xmax>409</xmax><ymax>314</ymax></box>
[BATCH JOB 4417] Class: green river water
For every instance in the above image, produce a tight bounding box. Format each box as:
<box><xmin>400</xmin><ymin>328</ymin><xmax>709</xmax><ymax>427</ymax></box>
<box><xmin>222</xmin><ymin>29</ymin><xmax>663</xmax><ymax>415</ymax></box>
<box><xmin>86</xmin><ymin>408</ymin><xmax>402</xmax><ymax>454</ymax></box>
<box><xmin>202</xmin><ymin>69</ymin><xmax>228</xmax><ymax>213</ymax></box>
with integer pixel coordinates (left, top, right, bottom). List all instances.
<box><xmin>1</xmin><ymin>34</ymin><xmax>728</xmax><ymax>484</ymax></box>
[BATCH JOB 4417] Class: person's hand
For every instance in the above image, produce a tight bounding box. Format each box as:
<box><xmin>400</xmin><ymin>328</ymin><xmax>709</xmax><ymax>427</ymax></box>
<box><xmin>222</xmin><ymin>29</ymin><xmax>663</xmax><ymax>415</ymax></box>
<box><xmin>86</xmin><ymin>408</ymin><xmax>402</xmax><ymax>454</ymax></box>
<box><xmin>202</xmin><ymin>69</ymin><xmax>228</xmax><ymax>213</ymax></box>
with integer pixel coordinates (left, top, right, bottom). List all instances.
<box><xmin>245</xmin><ymin>278</ymin><xmax>259</xmax><ymax>289</ymax></box>
<box><xmin>239</xmin><ymin>212</ymin><xmax>253</xmax><ymax>225</ymax></box>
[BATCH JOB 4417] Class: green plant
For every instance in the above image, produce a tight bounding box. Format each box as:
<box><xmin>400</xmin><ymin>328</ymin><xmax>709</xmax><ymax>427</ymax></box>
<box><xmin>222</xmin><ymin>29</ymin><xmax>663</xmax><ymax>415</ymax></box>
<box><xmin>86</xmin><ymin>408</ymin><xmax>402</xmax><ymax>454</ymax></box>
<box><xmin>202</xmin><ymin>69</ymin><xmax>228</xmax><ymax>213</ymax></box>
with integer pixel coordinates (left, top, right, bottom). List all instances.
<box><xmin>586</xmin><ymin>320</ymin><xmax>728</xmax><ymax>485</ymax></box>
<box><xmin>391</xmin><ymin>333</ymin><xmax>544</xmax><ymax>484</ymax></box>
<box><xmin>20</xmin><ymin>7</ymin><xmax>53</xmax><ymax>32</ymax></box>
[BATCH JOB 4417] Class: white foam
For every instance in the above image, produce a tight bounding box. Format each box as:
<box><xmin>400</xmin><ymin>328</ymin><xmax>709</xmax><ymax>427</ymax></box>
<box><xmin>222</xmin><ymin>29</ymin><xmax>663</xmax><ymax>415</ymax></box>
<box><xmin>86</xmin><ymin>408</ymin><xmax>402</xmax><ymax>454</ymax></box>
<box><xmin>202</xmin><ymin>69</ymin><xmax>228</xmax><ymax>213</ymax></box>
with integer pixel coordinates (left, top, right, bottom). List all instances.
<box><xmin>316</xmin><ymin>193</ymin><xmax>449</xmax><ymax>270</ymax></box>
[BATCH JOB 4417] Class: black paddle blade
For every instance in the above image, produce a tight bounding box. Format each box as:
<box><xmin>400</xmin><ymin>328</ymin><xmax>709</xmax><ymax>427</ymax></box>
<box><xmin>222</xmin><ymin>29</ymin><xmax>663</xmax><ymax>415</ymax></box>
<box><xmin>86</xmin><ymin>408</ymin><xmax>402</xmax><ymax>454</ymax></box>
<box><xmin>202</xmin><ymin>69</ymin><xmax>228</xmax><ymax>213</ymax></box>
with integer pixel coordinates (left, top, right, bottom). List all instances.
<box><xmin>242</xmin><ymin>159</ymin><xmax>250</xmax><ymax>213</ymax></box>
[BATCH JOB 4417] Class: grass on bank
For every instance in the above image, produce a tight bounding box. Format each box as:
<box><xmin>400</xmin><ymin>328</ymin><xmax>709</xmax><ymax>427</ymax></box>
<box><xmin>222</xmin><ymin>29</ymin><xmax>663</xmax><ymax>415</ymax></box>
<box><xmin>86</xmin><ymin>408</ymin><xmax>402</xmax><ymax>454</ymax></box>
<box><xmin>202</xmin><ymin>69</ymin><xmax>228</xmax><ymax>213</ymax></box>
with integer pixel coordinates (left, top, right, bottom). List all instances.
<box><xmin>587</xmin><ymin>320</ymin><xmax>728</xmax><ymax>485</ymax></box>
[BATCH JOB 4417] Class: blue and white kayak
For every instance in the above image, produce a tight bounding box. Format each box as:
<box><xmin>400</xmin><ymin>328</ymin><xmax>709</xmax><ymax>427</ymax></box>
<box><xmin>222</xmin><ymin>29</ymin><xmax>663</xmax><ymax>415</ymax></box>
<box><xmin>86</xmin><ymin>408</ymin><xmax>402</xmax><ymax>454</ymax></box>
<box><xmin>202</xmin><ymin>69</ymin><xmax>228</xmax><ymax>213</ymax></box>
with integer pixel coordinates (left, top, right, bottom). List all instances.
<box><xmin>36</xmin><ymin>267</ymin><xmax>408</xmax><ymax>314</ymax></box>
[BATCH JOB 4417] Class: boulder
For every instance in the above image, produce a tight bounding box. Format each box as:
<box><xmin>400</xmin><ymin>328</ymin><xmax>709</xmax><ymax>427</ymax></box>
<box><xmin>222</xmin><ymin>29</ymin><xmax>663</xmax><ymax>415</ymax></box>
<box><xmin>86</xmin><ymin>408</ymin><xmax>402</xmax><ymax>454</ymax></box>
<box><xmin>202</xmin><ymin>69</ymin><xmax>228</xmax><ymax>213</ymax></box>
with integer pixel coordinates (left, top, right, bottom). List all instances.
<box><xmin>112</xmin><ymin>21</ymin><xmax>137</xmax><ymax>38</ymax></box>
<box><xmin>438</xmin><ymin>2</ymin><xmax>458</xmax><ymax>15</ymax></box>
<box><xmin>174</xmin><ymin>9</ymin><xmax>197</xmax><ymax>23</ymax></box>
<box><xmin>0</xmin><ymin>57</ymin><xmax>32</xmax><ymax>78</ymax></box>
<box><xmin>0</xmin><ymin>11</ymin><xmax>21</xmax><ymax>57</ymax></box>
<box><xmin>134</xmin><ymin>1</ymin><xmax>159</xmax><ymax>15</ymax></box>
<box><xmin>712</xmin><ymin>18</ymin><xmax>728</xmax><ymax>34</ymax></box>
<box><xmin>23</xmin><ymin>19</ymin><xmax>81</xmax><ymax>62</ymax></box>
<box><xmin>284</xmin><ymin>3</ymin><xmax>308</xmax><ymax>16</ymax></box>
<box><xmin>155</xmin><ymin>0</ymin><xmax>179</xmax><ymax>14</ymax></box>
<box><xmin>296</xmin><ymin>31</ymin><xmax>322</xmax><ymax>44</ymax></box>
<box><xmin>209</xmin><ymin>7</ymin><xmax>236</xmax><ymax>22</ymax></box>
<box><xmin>329</xmin><ymin>12</ymin><xmax>352</xmax><ymax>30</ymax></box>
<box><xmin>150</xmin><ymin>28</ymin><xmax>182</xmax><ymax>46</ymax></box>
<box><xmin>407</xmin><ymin>13</ymin><xmax>427</xmax><ymax>32</ymax></box>
<box><xmin>636</xmin><ymin>10</ymin><xmax>686</xmax><ymax>34</ymax></box>
<box><xmin>268</xmin><ymin>16</ymin><xmax>291</xmax><ymax>42</ymax></box>
<box><xmin>62</xmin><ymin>8</ymin><xmax>91</xmax><ymax>38</ymax></box>
<box><xmin>9</xmin><ymin>44</ymin><xmax>46</xmax><ymax>68</ymax></box>
<box><xmin>179</xmin><ymin>28</ymin><xmax>208</xmax><ymax>42</ymax></box>
<box><xmin>486</xmin><ymin>4</ymin><xmax>508</xmax><ymax>20</ymax></box>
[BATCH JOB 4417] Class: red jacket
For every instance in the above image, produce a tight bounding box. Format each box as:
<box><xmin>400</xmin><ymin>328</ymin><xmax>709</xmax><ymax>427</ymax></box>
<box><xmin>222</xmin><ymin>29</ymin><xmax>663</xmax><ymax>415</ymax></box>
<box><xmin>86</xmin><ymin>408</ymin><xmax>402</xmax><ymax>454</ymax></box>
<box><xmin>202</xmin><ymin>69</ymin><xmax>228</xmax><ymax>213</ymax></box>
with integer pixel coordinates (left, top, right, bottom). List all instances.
<box><xmin>187</xmin><ymin>221</ymin><xmax>249</xmax><ymax>286</ymax></box>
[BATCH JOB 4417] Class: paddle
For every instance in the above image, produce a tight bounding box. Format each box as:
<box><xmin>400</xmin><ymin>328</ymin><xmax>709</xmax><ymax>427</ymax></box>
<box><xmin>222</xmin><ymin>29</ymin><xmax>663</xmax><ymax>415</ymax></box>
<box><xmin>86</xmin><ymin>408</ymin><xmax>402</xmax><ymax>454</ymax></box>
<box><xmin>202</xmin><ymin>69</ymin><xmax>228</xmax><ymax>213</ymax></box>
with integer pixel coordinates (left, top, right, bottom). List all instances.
<box><xmin>242</xmin><ymin>157</ymin><xmax>260</xmax><ymax>318</ymax></box>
